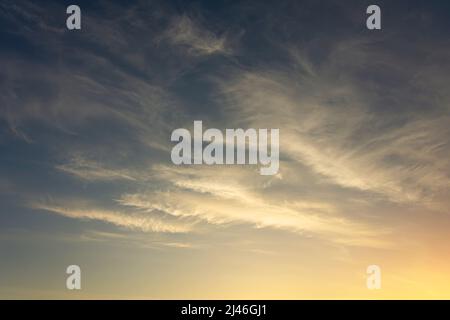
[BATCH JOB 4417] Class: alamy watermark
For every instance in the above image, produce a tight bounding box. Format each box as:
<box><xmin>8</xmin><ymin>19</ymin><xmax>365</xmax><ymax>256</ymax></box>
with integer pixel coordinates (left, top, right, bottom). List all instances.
<box><xmin>66</xmin><ymin>265</ymin><xmax>81</xmax><ymax>290</ymax></box>
<box><xmin>366</xmin><ymin>265</ymin><xmax>381</xmax><ymax>290</ymax></box>
<box><xmin>171</xmin><ymin>121</ymin><xmax>279</xmax><ymax>175</ymax></box>
<box><xmin>66</xmin><ymin>5</ymin><xmax>81</xmax><ymax>30</ymax></box>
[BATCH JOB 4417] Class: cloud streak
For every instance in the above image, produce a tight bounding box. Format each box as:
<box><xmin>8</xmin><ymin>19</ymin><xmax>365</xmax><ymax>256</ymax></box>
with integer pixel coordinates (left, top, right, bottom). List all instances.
<box><xmin>162</xmin><ymin>14</ymin><xmax>232</xmax><ymax>56</ymax></box>
<box><xmin>117</xmin><ymin>165</ymin><xmax>391</xmax><ymax>248</ymax></box>
<box><xmin>214</xmin><ymin>40</ymin><xmax>450</xmax><ymax>211</ymax></box>
<box><xmin>32</xmin><ymin>202</ymin><xmax>192</xmax><ymax>233</ymax></box>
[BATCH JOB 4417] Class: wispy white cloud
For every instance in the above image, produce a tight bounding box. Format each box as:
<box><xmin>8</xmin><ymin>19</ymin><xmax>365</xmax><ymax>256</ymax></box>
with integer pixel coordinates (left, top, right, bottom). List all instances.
<box><xmin>32</xmin><ymin>202</ymin><xmax>192</xmax><ymax>233</ymax></box>
<box><xmin>162</xmin><ymin>15</ymin><xmax>232</xmax><ymax>56</ymax></box>
<box><xmin>214</xmin><ymin>44</ymin><xmax>450</xmax><ymax>211</ymax></box>
<box><xmin>56</xmin><ymin>157</ymin><xmax>137</xmax><ymax>181</ymax></box>
<box><xmin>117</xmin><ymin>165</ymin><xmax>391</xmax><ymax>248</ymax></box>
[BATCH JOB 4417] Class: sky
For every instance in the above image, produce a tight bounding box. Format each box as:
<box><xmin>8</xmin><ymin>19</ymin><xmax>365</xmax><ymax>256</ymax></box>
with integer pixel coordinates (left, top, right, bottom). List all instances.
<box><xmin>0</xmin><ymin>0</ymin><xmax>449</xmax><ymax>299</ymax></box>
